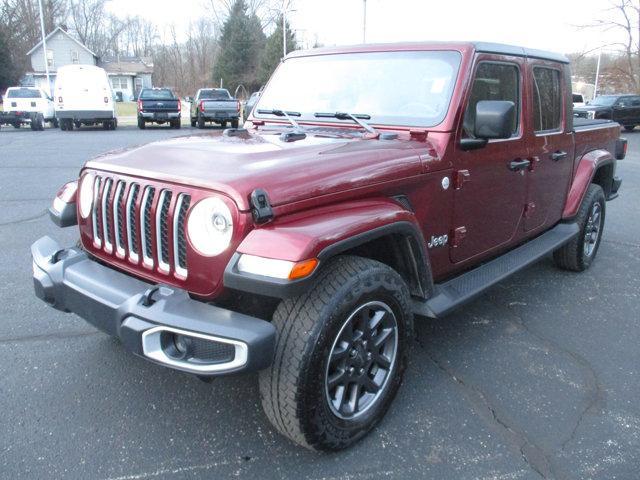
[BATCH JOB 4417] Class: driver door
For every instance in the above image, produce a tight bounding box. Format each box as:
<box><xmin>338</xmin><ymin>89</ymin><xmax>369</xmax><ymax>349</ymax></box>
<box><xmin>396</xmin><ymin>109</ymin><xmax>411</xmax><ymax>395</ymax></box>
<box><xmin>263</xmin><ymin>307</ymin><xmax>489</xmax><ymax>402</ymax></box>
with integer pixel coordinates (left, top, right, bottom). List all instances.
<box><xmin>450</xmin><ymin>56</ymin><xmax>529</xmax><ymax>264</ymax></box>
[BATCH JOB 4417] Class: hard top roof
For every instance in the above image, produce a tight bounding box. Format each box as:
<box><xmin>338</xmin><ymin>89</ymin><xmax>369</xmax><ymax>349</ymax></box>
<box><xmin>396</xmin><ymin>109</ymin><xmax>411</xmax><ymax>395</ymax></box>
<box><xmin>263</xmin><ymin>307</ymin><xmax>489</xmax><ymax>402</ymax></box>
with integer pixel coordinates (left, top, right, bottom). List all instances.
<box><xmin>287</xmin><ymin>41</ymin><xmax>569</xmax><ymax>64</ymax></box>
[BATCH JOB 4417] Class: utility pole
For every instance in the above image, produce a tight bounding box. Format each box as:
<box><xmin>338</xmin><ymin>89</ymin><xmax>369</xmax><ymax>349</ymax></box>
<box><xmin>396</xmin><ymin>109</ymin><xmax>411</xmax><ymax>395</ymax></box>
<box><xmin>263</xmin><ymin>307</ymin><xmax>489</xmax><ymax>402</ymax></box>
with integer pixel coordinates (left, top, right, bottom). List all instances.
<box><xmin>362</xmin><ymin>0</ymin><xmax>367</xmax><ymax>43</ymax></box>
<box><xmin>37</xmin><ymin>0</ymin><xmax>51</xmax><ymax>95</ymax></box>
<box><xmin>594</xmin><ymin>47</ymin><xmax>602</xmax><ymax>100</ymax></box>
<box><xmin>283</xmin><ymin>4</ymin><xmax>287</xmax><ymax>58</ymax></box>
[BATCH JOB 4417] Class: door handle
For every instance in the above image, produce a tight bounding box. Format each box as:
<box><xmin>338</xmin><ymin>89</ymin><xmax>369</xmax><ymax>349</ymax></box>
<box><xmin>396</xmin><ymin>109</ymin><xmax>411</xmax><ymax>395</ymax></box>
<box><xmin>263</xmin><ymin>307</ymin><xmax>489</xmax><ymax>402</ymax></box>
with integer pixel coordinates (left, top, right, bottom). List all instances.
<box><xmin>509</xmin><ymin>159</ymin><xmax>531</xmax><ymax>171</ymax></box>
<box><xmin>551</xmin><ymin>150</ymin><xmax>568</xmax><ymax>161</ymax></box>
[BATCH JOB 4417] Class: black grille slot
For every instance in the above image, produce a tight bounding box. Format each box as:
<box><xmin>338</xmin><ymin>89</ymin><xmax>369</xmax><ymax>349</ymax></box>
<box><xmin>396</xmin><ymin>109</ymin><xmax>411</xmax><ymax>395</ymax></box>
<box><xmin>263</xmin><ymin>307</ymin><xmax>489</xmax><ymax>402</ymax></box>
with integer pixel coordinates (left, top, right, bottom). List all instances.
<box><xmin>103</xmin><ymin>179</ymin><xmax>113</xmax><ymax>247</ymax></box>
<box><xmin>115</xmin><ymin>181</ymin><xmax>126</xmax><ymax>250</ymax></box>
<box><xmin>159</xmin><ymin>190</ymin><xmax>172</xmax><ymax>265</ymax></box>
<box><xmin>177</xmin><ymin>196</ymin><xmax>190</xmax><ymax>270</ymax></box>
<box><xmin>128</xmin><ymin>184</ymin><xmax>140</xmax><ymax>256</ymax></box>
<box><xmin>143</xmin><ymin>187</ymin><xmax>156</xmax><ymax>260</ymax></box>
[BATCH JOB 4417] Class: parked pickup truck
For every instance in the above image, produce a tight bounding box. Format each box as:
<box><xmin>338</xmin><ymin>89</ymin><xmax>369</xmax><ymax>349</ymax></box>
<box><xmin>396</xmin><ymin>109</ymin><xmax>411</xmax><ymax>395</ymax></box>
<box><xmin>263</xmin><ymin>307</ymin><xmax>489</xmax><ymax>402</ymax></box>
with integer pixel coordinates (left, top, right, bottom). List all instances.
<box><xmin>574</xmin><ymin>94</ymin><xmax>640</xmax><ymax>131</ymax></box>
<box><xmin>0</xmin><ymin>86</ymin><xmax>57</xmax><ymax>130</ymax></box>
<box><xmin>137</xmin><ymin>88</ymin><xmax>181</xmax><ymax>129</ymax></box>
<box><xmin>34</xmin><ymin>42</ymin><xmax>625</xmax><ymax>451</ymax></box>
<box><xmin>190</xmin><ymin>88</ymin><xmax>240</xmax><ymax>129</ymax></box>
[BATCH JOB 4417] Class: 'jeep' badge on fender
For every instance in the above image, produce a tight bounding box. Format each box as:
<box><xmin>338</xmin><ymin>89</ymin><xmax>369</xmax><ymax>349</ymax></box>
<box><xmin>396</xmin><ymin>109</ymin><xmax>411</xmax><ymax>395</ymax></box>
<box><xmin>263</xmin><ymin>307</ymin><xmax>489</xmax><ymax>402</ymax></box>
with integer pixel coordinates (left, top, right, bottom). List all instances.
<box><xmin>428</xmin><ymin>234</ymin><xmax>449</xmax><ymax>249</ymax></box>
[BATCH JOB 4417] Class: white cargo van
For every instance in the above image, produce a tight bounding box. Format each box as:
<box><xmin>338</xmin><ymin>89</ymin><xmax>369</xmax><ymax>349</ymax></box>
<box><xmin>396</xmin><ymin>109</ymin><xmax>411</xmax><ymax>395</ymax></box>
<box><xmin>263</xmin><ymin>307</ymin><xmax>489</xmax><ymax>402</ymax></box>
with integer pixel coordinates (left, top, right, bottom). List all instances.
<box><xmin>54</xmin><ymin>65</ymin><xmax>117</xmax><ymax>130</ymax></box>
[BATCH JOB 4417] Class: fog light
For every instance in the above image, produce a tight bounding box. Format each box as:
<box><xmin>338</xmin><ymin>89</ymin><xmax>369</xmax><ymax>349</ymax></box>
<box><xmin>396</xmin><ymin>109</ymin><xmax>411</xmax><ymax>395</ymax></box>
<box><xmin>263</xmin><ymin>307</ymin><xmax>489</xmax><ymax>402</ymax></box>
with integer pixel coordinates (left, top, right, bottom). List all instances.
<box><xmin>173</xmin><ymin>334</ymin><xmax>192</xmax><ymax>358</ymax></box>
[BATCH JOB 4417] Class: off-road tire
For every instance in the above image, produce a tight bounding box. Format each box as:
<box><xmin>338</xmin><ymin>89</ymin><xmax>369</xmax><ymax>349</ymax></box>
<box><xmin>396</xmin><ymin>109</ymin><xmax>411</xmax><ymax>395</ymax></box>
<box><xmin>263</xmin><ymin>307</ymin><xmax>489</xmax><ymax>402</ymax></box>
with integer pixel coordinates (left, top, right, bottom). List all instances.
<box><xmin>554</xmin><ymin>184</ymin><xmax>606</xmax><ymax>272</ymax></box>
<box><xmin>197</xmin><ymin>114</ymin><xmax>205</xmax><ymax>129</ymax></box>
<box><xmin>259</xmin><ymin>255</ymin><xmax>413</xmax><ymax>451</ymax></box>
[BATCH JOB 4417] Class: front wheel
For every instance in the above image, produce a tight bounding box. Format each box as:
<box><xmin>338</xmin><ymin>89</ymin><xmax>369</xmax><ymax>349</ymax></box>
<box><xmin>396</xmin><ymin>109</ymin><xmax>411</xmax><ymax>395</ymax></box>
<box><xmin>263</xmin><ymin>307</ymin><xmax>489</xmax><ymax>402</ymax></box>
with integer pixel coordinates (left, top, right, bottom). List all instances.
<box><xmin>554</xmin><ymin>184</ymin><xmax>605</xmax><ymax>272</ymax></box>
<box><xmin>259</xmin><ymin>255</ymin><xmax>413</xmax><ymax>451</ymax></box>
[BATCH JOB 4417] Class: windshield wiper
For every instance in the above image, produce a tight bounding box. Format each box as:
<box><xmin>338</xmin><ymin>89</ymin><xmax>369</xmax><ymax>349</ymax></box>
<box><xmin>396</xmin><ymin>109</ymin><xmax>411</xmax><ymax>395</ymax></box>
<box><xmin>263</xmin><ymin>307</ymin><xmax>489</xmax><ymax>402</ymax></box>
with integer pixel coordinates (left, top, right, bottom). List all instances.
<box><xmin>314</xmin><ymin>112</ymin><xmax>378</xmax><ymax>136</ymax></box>
<box><xmin>257</xmin><ymin>109</ymin><xmax>304</xmax><ymax>131</ymax></box>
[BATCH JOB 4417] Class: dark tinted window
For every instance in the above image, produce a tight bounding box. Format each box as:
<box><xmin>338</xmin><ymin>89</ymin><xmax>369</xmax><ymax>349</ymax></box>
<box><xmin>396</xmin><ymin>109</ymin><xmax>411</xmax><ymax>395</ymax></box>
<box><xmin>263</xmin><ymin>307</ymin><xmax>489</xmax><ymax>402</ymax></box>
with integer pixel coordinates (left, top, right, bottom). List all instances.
<box><xmin>139</xmin><ymin>89</ymin><xmax>175</xmax><ymax>100</ymax></box>
<box><xmin>533</xmin><ymin>67</ymin><xmax>562</xmax><ymax>131</ymax></box>
<box><xmin>7</xmin><ymin>88</ymin><xmax>41</xmax><ymax>98</ymax></box>
<box><xmin>464</xmin><ymin>62</ymin><xmax>520</xmax><ymax>137</ymax></box>
<box><xmin>572</xmin><ymin>93</ymin><xmax>584</xmax><ymax>103</ymax></box>
<box><xmin>200</xmin><ymin>89</ymin><xmax>231</xmax><ymax>100</ymax></box>
<box><xmin>591</xmin><ymin>96</ymin><xmax>617</xmax><ymax>106</ymax></box>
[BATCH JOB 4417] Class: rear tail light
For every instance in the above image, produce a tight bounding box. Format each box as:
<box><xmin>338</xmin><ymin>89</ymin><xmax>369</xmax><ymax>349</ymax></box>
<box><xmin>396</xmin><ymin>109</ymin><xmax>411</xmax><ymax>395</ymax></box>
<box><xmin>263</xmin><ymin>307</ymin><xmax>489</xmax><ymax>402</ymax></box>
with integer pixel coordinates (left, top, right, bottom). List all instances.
<box><xmin>200</xmin><ymin>100</ymin><xmax>205</xmax><ymax>112</ymax></box>
<box><xmin>615</xmin><ymin>138</ymin><xmax>628</xmax><ymax>160</ymax></box>
<box><xmin>138</xmin><ymin>99</ymin><xmax>143</xmax><ymax>112</ymax></box>
<box><xmin>178</xmin><ymin>100</ymin><xmax>181</xmax><ymax>112</ymax></box>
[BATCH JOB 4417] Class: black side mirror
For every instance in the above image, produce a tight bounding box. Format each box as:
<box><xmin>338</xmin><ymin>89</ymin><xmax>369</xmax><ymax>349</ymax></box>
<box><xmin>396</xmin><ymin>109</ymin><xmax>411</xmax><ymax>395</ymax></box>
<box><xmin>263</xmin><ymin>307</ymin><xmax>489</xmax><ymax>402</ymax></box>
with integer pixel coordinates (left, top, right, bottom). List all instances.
<box><xmin>474</xmin><ymin>100</ymin><xmax>515</xmax><ymax>139</ymax></box>
<box><xmin>461</xmin><ymin>100</ymin><xmax>515</xmax><ymax>150</ymax></box>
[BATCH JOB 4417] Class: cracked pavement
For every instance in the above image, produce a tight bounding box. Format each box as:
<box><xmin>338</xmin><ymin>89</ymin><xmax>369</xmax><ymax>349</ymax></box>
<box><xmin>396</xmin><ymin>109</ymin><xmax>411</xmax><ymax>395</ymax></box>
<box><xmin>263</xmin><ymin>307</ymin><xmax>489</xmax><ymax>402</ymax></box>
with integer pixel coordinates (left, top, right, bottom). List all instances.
<box><xmin>1</xmin><ymin>125</ymin><xmax>639</xmax><ymax>479</ymax></box>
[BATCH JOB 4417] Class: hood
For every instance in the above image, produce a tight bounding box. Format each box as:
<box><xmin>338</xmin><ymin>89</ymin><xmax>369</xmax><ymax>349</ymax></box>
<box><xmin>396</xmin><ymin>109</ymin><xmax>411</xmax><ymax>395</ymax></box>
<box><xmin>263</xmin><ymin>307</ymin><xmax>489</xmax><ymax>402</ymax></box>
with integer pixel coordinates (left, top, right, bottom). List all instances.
<box><xmin>573</xmin><ymin>105</ymin><xmax>609</xmax><ymax>112</ymax></box>
<box><xmin>84</xmin><ymin>129</ymin><xmax>428</xmax><ymax>211</ymax></box>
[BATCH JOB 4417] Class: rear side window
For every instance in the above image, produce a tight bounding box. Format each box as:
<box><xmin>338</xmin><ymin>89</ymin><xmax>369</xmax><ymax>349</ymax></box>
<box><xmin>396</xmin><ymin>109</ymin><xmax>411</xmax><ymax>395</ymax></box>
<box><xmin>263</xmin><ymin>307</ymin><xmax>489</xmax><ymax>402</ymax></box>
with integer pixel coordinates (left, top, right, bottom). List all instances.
<box><xmin>463</xmin><ymin>62</ymin><xmax>520</xmax><ymax>137</ymax></box>
<box><xmin>7</xmin><ymin>88</ymin><xmax>41</xmax><ymax>98</ymax></box>
<box><xmin>533</xmin><ymin>67</ymin><xmax>562</xmax><ymax>132</ymax></box>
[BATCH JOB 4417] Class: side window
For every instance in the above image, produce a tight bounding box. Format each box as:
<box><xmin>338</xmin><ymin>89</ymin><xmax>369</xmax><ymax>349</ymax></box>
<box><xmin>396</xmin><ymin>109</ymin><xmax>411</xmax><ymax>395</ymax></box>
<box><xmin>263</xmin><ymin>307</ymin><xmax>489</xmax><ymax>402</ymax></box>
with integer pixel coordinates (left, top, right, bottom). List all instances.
<box><xmin>533</xmin><ymin>67</ymin><xmax>562</xmax><ymax>132</ymax></box>
<box><xmin>631</xmin><ymin>96</ymin><xmax>640</xmax><ymax>107</ymax></box>
<box><xmin>463</xmin><ymin>62</ymin><xmax>520</xmax><ymax>138</ymax></box>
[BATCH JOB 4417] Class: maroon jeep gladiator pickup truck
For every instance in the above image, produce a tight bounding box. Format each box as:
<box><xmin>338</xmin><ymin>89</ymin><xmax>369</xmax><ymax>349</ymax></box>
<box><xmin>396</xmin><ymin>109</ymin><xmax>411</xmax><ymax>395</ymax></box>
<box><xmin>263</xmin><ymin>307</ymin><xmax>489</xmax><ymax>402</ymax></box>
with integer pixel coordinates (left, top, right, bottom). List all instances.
<box><xmin>33</xmin><ymin>42</ymin><xmax>625</xmax><ymax>451</ymax></box>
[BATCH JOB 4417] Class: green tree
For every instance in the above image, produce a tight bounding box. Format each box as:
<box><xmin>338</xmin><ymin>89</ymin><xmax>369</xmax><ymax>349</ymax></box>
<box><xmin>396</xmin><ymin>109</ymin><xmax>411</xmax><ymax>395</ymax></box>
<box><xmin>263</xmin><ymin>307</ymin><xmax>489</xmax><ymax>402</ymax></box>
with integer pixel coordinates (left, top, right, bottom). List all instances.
<box><xmin>0</xmin><ymin>27</ymin><xmax>18</xmax><ymax>92</ymax></box>
<box><xmin>212</xmin><ymin>0</ymin><xmax>266</xmax><ymax>94</ymax></box>
<box><xmin>258</xmin><ymin>15</ymin><xmax>296</xmax><ymax>86</ymax></box>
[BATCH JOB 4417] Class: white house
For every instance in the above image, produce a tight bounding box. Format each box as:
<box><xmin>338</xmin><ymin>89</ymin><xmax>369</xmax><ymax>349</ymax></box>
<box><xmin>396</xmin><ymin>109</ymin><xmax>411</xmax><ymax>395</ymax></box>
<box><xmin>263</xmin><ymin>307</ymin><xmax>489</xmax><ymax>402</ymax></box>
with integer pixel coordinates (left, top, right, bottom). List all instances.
<box><xmin>25</xmin><ymin>26</ymin><xmax>153</xmax><ymax>99</ymax></box>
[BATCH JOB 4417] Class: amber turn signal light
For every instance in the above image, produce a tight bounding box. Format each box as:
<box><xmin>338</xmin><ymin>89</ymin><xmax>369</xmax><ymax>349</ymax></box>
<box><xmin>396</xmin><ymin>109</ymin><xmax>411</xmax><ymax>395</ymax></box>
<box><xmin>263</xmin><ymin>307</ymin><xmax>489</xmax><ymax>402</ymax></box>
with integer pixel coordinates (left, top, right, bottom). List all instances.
<box><xmin>289</xmin><ymin>258</ymin><xmax>319</xmax><ymax>280</ymax></box>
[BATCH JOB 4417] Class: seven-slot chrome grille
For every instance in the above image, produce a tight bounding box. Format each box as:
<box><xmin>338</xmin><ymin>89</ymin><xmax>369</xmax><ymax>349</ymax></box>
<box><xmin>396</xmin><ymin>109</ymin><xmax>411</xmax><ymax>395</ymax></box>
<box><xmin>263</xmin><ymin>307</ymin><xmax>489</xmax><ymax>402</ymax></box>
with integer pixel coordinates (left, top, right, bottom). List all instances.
<box><xmin>88</xmin><ymin>174</ymin><xmax>191</xmax><ymax>279</ymax></box>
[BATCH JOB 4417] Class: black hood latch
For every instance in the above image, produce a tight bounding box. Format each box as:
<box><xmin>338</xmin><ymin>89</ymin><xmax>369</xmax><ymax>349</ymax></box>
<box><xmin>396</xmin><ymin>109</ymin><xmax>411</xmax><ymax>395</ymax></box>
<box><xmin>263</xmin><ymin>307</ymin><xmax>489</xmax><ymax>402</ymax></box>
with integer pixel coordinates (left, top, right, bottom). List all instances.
<box><xmin>250</xmin><ymin>189</ymin><xmax>274</xmax><ymax>225</ymax></box>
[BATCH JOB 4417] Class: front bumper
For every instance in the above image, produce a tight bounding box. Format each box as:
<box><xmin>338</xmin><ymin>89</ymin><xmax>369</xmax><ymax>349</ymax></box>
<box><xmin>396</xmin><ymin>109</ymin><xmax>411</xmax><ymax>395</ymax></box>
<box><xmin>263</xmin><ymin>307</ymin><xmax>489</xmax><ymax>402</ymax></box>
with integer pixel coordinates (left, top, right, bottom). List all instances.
<box><xmin>31</xmin><ymin>236</ymin><xmax>276</xmax><ymax>376</ymax></box>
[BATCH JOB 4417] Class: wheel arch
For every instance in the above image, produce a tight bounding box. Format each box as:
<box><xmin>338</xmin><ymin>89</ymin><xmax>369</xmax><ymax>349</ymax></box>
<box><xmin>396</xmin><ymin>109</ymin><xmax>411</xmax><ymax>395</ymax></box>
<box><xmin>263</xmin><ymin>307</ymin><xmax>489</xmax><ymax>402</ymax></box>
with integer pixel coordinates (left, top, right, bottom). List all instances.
<box><xmin>563</xmin><ymin>149</ymin><xmax>614</xmax><ymax>219</ymax></box>
<box><xmin>224</xmin><ymin>199</ymin><xmax>434</xmax><ymax>300</ymax></box>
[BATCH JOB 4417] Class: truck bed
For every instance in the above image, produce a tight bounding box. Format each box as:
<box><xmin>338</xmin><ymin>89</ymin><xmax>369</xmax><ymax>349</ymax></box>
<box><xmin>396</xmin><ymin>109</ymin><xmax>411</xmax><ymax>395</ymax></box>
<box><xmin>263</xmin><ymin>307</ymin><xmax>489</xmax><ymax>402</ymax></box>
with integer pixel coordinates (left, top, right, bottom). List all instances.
<box><xmin>573</xmin><ymin>118</ymin><xmax>620</xmax><ymax>163</ymax></box>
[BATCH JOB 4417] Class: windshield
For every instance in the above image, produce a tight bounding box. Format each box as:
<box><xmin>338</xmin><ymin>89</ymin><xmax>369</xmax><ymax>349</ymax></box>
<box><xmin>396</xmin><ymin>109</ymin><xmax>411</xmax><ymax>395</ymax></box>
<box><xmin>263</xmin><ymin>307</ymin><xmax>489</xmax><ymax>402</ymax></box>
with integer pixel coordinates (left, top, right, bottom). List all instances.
<box><xmin>590</xmin><ymin>96</ymin><xmax>617</xmax><ymax>106</ymax></box>
<box><xmin>201</xmin><ymin>89</ymin><xmax>231</xmax><ymax>100</ymax></box>
<box><xmin>140</xmin><ymin>89</ymin><xmax>175</xmax><ymax>100</ymax></box>
<box><xmin>254</xmin><ymin>50</ymin><xmax>462</xmax><ymax>128</ymax></box>
<box><xmin>7</xmin><ymin>88</ymin><xmax>41</xmax><ymax>98</ymax></box>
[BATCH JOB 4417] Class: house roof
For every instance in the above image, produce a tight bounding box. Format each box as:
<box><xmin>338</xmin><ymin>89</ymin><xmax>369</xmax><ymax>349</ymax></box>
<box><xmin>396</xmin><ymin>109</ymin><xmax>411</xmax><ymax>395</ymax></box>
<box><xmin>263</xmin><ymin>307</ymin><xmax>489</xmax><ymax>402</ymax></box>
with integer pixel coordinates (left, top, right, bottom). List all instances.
<box><xmin>26</xmin><ymin>26</ymin><xmax>96</xmax><ymax>57</ymax></box>
<box><xmin>98</xmin><ymin>56</ymin><xmax>154</xmax><ymax>75</ymax></box>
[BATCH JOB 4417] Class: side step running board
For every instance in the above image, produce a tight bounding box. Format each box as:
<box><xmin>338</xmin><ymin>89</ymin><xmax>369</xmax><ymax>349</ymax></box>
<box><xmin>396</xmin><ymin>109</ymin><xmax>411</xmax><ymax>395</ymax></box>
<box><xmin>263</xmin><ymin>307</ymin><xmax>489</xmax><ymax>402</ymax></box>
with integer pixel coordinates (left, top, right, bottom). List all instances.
<box><xmin>414</xmin><ymin>223</ymin><xmax>579</xmax><ymax>319</ymax></box>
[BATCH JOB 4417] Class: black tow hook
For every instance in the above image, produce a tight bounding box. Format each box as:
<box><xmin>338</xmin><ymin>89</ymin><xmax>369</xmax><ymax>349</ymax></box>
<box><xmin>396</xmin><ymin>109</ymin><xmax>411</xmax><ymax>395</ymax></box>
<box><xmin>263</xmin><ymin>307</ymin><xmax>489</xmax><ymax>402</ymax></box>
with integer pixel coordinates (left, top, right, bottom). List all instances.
<box><xmin>141</xmin><ymin>286</ymin><xmax>161</xmax><ymax>307</ymax></box>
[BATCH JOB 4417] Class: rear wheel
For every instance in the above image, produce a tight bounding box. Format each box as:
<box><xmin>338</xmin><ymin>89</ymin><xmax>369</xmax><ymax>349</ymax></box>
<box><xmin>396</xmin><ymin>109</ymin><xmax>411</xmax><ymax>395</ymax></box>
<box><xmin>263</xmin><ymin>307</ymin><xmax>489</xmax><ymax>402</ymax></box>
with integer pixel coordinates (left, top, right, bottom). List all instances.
<box><xmin>51</xmin><ymin>118</ymin><xmax>59</xmax><ymax>128</ymax></box>
<box><xmin>137</xmin><ymin>117</ymin><xmax>146</xmax><ymax>129</ymax></box>
<box><xmin>190</xmin><ymin>117</ymin><xmax>196</xmax><ymax>127</ymax></box>
<box><xmin>554</xmin><ymin>184</ymin><xmax>605</xmax><ymax>272</ymax></box>
<box><xmin>231</xmin><ymin>119</ymin><xmax>239</xmax><ymax>129</ymax></box>
<box><xmin>31</xmin><ymin>113</ymin><xmax>45</xmax><ymax>131</ymax></box>
<box><xmin>259</xmin><ymin>255</ymin><xmax>413</xmax><ymax>451</ymax></box>
<box><xmin>172</xmin><ymin>119</ymin><xmax>181</xmax><ymax>129</ymax></box>
<box><xmin>197</xmin><ymin>114</ymin><xmax>205</xmax><ymax>129</ymax></box>
<box><xmin>624</xmin><ymin>125</ymin><xmax>635</xmax><ymax>132</ymax></box>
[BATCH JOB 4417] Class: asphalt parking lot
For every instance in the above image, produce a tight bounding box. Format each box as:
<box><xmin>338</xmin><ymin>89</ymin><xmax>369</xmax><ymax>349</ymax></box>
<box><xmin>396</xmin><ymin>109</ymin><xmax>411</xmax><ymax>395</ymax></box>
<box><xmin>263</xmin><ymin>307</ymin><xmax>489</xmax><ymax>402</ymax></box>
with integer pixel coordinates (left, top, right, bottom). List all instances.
<box><xmin>1</xmin><ymin>124</ymin><xmax>639</xmax><ymax>480</ymax></box>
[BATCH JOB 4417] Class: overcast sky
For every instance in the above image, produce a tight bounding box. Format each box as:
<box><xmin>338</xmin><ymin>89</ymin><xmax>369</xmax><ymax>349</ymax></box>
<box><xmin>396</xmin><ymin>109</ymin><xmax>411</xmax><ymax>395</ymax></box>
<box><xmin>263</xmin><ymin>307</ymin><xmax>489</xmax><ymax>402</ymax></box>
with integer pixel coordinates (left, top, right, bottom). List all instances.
<box><xmin>107</xmin><ymin>0</ymin><xmax>626</xmax><ymax>55</ymax></box>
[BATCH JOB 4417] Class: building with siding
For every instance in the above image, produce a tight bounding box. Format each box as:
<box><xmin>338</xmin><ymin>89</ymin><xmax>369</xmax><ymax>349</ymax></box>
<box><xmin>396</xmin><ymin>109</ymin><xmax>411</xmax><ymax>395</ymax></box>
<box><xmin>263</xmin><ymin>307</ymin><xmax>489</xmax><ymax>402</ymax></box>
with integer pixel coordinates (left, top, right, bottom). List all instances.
<box><xmin>25</xmin><ymin>27</ymin><xmax>153</xmax><ymax>99</ymax></box>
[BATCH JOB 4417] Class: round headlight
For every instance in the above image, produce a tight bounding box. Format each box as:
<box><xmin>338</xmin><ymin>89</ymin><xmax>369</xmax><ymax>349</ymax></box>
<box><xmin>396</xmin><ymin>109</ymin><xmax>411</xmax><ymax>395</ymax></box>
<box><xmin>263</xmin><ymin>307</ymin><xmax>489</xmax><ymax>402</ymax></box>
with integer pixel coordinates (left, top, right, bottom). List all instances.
<box><xmin>187</xmin><ymin>197</ymin><xmax>234</xmax><ymax>256</ymax></box>
<box><xmin>78</xmin><ymin>173</ymin><xmax>95</xmax><ymax>219</ymax></box>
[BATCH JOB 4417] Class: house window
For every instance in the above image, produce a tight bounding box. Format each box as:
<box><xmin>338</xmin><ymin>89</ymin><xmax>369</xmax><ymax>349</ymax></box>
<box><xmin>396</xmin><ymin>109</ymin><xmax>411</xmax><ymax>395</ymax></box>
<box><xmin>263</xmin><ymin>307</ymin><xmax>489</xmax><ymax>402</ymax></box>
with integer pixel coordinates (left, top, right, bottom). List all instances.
<box><xmin>46</xmin><ymin>49</ymin><xmax>54</xmax><ymax>68</ymax></box>
<box><xmin>111</xmin><ymin>77</ymin><xmax>128</xmax><ymax>89</ymax></box>
<box><xmin>71</xmin><ymin>50</ymin><xmax>79</xmax><ymax>64</ymax></box>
